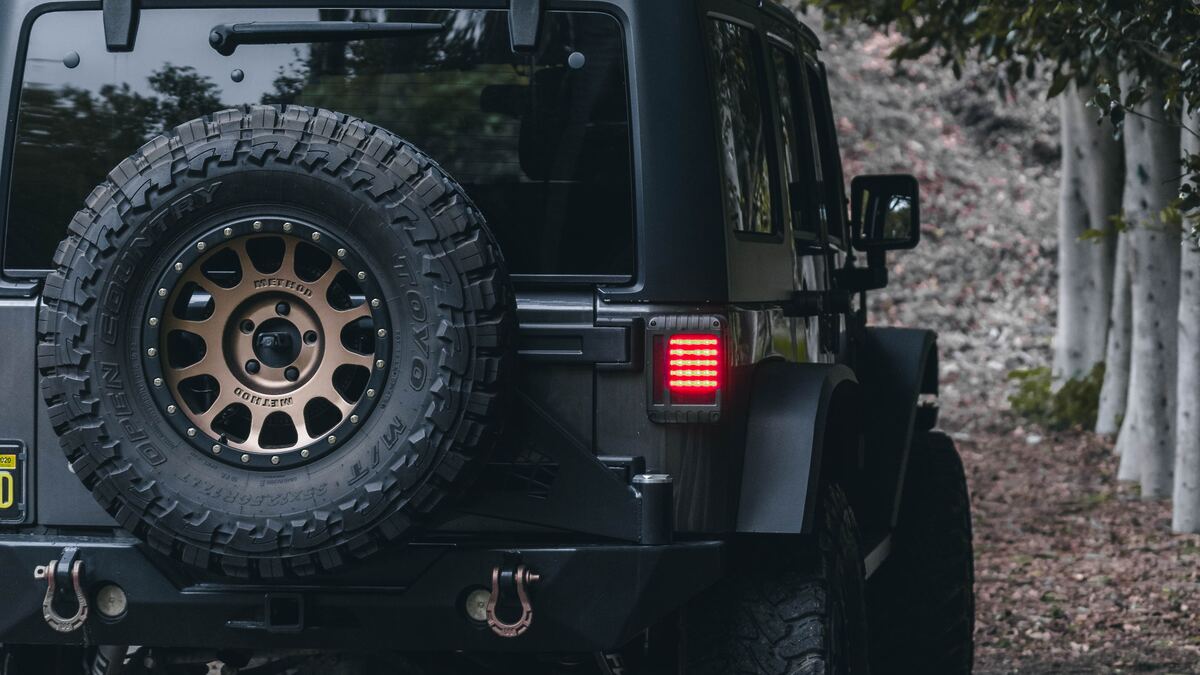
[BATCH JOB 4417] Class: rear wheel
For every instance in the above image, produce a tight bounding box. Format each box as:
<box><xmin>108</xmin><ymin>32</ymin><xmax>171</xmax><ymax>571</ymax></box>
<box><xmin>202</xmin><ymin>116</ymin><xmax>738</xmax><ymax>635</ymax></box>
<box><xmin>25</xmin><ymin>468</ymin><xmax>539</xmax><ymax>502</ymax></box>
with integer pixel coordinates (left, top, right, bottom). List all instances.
<box><xmin>867</xmin><ymin>431</ymin><xmax>975</xmax><ymax>674</ymax></box>
<box><xmin>608</xmin><ymin>484</ymin><xmax>869</xmax><ymax>675</ymax></box>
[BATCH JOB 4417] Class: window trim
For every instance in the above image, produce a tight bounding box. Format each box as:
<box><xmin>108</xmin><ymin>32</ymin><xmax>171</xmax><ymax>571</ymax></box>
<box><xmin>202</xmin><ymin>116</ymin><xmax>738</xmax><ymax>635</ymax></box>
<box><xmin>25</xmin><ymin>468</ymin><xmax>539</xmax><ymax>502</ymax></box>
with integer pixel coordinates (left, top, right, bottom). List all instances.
<box><xmin>765</xmin><ymin>36</ymin><xmax>822</xmax><ymax>247</ymax></box>
<box><xmin>0</xmin><ymin>4</ymin><xmax>640</xmax><ymax>286</ymax></box>
<box><xmin>803</xmin><ymin>58</ymin><xmax>850</xmax><ymax>249</ymax></box>
<box><xmin>703</xmin><ymin>11</ymin><xmax>785</xmax><ymax>245</ymax></box>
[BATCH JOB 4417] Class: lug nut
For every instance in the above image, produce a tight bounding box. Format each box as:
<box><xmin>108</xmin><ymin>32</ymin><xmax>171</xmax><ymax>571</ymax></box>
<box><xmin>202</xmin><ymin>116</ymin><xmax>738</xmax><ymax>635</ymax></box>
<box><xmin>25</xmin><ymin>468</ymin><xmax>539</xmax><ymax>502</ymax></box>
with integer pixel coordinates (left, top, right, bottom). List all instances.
<box><xmin>285</xmin><ymin>367</ymin><xmax>300</xmax><ymax>381</ymax></box>
<box><xmin>303</xmin><ymin>330</ymin><xmax>318</xmax><ymax>344</ymax></box>
<box><xmin>240</xmin><ymin>320</ymin><xmax>254</xmax><ymax>334</ymax></box>
<box><xmin>246</xmin><ymin>360</ymin><xmax>260</xmax><ymax>374</ymax></box>
<box><xmin>276</xmin><ymin>302</ymin><xmax>290</xmax><ymax>316</ymax></box>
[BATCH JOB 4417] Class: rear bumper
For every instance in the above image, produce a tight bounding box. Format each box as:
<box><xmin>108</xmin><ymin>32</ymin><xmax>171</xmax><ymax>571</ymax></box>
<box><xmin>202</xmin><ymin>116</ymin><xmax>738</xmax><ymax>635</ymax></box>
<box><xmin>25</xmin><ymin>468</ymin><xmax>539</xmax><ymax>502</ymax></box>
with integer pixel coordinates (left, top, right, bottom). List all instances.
<box><xmin>0</xmin><ymin>534</ymin><xmax>723</xmax><ymax>652</ymax></box>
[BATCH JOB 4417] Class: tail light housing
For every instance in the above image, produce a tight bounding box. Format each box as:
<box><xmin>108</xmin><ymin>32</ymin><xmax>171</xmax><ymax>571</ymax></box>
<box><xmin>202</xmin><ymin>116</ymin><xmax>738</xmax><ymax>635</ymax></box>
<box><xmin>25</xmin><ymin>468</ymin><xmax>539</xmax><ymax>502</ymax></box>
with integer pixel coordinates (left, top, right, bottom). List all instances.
<box><xmin>647</xmin><ymin>315</ymin><xmax>724</xmax><ymax>423</ymax></box>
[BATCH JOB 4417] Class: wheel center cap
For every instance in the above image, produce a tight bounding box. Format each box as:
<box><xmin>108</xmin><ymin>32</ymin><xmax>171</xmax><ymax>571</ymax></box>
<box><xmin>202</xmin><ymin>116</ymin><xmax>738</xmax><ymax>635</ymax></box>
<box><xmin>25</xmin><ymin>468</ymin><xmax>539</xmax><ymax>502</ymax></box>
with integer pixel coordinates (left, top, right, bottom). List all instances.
<box><xmin>252</xmin><ymin>318</ymin><xmax>302</xmax><ymax>367</ymax></box>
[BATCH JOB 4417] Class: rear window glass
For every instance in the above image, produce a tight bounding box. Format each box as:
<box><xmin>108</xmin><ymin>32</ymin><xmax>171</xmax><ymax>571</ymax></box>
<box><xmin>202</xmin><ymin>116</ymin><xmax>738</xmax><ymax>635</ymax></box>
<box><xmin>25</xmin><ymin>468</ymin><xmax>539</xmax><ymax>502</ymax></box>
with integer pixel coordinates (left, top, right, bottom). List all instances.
<box><xmin>705</xmin><ymin>18</ymin><xmax>778</xmax><ymax>237</ymax></box>
<box><xmin>6</xmin><ymin>8</ymin><xmax>634</xmax><ymax>277</ymax></box>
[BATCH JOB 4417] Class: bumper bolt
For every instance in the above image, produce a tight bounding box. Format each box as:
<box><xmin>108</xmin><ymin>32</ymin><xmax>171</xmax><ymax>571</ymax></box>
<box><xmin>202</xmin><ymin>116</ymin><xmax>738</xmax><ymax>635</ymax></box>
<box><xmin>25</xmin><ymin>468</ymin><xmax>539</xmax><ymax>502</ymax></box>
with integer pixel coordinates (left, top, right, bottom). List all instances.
<box><xmin>95</xmin><ymin>584</ymin><xmax>128</xmax><ymax>619</ymax></box>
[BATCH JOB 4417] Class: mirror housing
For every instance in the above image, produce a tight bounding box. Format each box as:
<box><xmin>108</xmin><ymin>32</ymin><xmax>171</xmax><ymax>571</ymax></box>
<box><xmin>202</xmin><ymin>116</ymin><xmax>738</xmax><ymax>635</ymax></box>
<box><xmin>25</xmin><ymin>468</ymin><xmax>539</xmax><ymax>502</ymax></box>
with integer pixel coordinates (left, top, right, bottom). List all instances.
<box><xmin>850</xmin><ymin>174</ymin><xmax>920</xmax><ymax>251</ymax></box>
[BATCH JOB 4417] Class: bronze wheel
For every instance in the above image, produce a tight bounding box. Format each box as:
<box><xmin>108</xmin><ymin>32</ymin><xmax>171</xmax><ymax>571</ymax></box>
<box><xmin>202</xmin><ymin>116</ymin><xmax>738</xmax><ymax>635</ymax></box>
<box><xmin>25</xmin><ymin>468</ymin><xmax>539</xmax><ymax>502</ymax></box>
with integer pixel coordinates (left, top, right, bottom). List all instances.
<box><xmin>144</xmin><ymin>217</ymin><xmax>391</xmax><ymax>469</ymax></box>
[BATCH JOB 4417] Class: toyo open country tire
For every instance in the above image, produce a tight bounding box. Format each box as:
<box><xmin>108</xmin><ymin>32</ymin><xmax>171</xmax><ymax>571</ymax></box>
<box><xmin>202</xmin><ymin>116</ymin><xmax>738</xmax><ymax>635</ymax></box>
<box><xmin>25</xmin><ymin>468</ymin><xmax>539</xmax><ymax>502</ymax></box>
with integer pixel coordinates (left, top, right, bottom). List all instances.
<box><xmin>38</xmin><ymin>105</ymin><xmax>514</xmax><ymax>577</ymax></box>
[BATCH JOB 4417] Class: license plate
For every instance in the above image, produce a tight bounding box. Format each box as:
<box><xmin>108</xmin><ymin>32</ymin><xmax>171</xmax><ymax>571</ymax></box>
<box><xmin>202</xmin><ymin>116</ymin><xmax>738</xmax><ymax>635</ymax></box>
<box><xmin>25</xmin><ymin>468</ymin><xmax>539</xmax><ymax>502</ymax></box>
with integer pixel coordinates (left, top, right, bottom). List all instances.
<box><xmin>0</xmin><ymin>445</ymin><xmax>26</xmax><ymax>524</ymax></box>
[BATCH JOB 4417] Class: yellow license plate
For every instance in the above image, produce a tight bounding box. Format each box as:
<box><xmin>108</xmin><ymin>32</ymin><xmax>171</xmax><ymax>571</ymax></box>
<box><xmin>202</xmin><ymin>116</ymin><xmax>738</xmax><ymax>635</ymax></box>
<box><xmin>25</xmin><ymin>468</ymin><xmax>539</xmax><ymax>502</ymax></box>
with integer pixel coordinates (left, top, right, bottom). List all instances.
<box><xmin>0</xmin><ymin>454</ymin><xmax>14</xmax><ymax>470</ymax></box>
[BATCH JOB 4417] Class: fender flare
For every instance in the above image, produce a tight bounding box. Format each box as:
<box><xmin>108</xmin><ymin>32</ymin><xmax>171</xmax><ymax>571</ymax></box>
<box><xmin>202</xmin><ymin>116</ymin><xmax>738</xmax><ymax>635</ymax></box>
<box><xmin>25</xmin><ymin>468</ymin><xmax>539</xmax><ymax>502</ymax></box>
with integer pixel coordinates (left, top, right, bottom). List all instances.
<box><xmin>858</xmin><ymin>327</ymin><xmax>939</xmax><ymax>529</ymax></box>
<box><xmin>736</xmin><ymin>361</ymin><xmax>858</xmax><ymax>534</ymax></box>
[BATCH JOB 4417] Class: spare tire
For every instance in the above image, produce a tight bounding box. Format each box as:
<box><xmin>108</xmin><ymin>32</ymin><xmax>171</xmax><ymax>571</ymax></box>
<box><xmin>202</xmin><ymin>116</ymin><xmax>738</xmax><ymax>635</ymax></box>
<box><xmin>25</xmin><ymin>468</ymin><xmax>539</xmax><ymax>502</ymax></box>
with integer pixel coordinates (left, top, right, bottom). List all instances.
<box><xmin>38</xmin><ymin>105</ymin><xmax>514</xmax><ymax>577</ymax></box>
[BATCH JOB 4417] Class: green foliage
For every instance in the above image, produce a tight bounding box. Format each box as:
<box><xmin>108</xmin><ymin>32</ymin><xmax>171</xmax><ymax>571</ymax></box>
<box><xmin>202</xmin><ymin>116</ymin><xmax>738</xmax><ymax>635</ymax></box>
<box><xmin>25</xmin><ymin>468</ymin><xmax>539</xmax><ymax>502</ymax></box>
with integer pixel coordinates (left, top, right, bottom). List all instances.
<box><xmin>1007</xmin><ymin>363</ymin><xmax>1105</xmax><ymax>430</ymax></box>
<box><xmin>811</xmin><ymin>0</ymin><xmax>1200</xmax><ymax>224</ymax></box>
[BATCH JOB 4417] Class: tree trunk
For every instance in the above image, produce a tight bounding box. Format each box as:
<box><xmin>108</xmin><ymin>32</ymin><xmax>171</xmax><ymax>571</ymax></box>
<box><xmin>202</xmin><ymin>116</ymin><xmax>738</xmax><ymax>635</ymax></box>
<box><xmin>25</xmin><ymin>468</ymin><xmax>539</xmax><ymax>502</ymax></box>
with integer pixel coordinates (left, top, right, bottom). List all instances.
<box><xmin>1053</xmin><ymin>82</ymin><xmax>1122</xmax><ymax>384</ymax></box>
<box><xmin>1173</xmin><ymin>108</ymin><xmax>1200</xmax><ymax>531</ymax></box>
<box><xmin>1113</xmin><ymin>76</ymin><xmax>1182</xmax><ymax>498</ymax></box>
<box><xmin>1097</xmin><ymin>232</ymin><xmax>1131</xmax><ymax>435</ymax></box>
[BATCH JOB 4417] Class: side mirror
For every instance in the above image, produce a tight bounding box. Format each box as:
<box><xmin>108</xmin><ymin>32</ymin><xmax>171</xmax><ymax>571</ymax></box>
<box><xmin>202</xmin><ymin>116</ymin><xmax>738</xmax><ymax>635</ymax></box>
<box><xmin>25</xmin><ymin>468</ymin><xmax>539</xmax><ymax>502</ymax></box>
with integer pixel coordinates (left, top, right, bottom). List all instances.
<box><xmin>850</xmin><ymin>174</ymin><xmax>920</xmax><ymax>251</ymax></box>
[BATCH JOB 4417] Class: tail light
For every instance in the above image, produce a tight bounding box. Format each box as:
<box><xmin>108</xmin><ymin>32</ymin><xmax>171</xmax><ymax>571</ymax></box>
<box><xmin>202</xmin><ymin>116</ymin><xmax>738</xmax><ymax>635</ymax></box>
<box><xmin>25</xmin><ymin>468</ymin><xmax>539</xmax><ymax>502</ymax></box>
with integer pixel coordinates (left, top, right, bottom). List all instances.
<box><xmin>647</xmin><ymin>316</ymin><xmax>724</xmax><ymax>423</ymax></box>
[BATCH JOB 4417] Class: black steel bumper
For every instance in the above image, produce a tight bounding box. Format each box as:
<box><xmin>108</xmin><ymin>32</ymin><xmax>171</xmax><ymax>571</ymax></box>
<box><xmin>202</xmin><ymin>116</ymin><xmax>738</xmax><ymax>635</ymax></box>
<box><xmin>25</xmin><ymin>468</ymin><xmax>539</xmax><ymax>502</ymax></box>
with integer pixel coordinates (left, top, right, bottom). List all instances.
<box><xmin>0</xmin><ymin>534</ymin><xmax>723</xmax><ymax>652</ymax></box>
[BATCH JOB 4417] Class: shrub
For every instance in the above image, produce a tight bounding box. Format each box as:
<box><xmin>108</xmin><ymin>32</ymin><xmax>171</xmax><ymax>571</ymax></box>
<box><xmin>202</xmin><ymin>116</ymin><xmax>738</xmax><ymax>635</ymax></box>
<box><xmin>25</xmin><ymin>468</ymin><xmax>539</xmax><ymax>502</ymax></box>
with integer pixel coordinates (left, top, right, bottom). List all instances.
<box><xmin>1007</xmin><ymin>362</ymin><xmax>1105</xmax><ymax>430</ymax></box>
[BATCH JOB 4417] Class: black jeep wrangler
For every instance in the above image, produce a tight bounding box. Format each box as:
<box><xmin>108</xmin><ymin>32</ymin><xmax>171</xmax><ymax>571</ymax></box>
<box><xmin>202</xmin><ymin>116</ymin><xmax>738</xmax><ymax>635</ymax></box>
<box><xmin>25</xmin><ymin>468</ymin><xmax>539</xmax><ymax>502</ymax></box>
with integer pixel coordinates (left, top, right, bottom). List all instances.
<box><xmin>0</xmin><ymin>0</ymin><xmax>974</xmax><ymax>672</ymax></box>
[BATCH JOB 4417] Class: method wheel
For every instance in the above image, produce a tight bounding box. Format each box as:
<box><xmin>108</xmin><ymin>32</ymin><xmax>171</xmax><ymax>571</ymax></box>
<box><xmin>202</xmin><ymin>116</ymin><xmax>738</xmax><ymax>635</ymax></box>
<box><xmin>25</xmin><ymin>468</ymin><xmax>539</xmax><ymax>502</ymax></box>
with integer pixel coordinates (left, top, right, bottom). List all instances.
<box><xmin>38</xmin><ymin>105</ymin><xmax>514</xmax><ymax>577</ymax></box>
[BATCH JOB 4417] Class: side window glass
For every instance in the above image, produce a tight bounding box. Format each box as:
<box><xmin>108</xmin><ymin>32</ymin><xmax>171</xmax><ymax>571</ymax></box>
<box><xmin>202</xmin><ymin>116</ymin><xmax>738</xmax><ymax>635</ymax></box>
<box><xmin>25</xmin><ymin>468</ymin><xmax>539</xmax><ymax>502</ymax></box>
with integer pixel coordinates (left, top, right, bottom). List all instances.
<box><xmin>770</xmin><ymin>45</ymin><xmax>821</xmax><ymax>239</ymax></box>
<box><xmin>804</xmin><ymin>61</ymin><xmax>848</xmax><ymax>243</ymax></box>
<box><xmin>706</xmin><ymin>19</ymin><xmax>778</xmax><ymax>236</ymax></box>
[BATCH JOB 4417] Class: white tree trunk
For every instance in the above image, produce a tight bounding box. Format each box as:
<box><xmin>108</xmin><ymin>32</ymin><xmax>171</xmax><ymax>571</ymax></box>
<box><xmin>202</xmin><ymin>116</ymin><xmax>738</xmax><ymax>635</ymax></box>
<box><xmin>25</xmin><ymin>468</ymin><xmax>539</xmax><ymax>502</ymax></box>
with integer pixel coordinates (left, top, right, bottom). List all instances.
<box><xmin>1097</xmin><ymin>232</ymin><xmax>1132</xmax><ymax>435</ymax></box>
<box><xmin>1173</xmin><ymin>108</ymin><xmax>1200</xmax><ymax>531</ymax></box>
<box><xmin>1113</xmin><ymin>76</ymin><xmax>1182</xmax><ymax>498</ymax></box>
<box><xmin>1053</xmin><ymin>82</ymin><xmax>1122</xmax><ymax>384</ymax></box>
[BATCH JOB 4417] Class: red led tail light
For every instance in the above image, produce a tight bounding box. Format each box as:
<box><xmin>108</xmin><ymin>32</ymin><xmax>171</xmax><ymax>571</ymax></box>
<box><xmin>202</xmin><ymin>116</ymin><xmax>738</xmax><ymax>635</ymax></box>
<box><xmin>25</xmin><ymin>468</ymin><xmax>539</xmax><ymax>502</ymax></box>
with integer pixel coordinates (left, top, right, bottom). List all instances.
<box><xmin>666</xmin><ymin>335</ymin><xmax>721</xmax><ymax>393</ymax></box>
